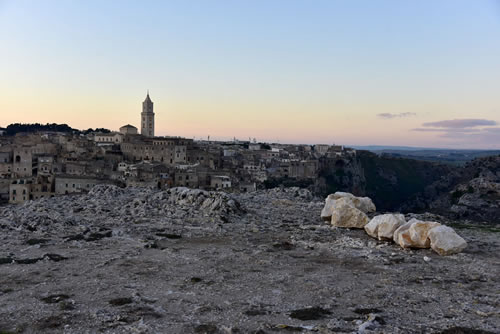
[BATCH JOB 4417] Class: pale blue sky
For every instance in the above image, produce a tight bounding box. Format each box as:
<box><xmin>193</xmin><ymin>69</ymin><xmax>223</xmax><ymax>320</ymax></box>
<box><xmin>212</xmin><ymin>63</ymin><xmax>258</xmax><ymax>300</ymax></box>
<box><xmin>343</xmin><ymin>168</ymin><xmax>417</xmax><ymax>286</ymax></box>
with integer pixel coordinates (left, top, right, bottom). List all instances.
<box><xmin>1</xmin><ymin>0</ymin><xmax>499</xmax><ymax>148</ymax></box>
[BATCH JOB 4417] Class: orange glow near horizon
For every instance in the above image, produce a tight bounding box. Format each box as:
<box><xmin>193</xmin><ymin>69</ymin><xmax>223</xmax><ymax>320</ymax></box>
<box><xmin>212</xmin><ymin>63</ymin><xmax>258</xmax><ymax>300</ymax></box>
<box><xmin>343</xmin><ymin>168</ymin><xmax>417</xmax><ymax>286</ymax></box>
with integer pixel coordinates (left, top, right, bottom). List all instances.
<box><xmin>1</xmin><ymin>1</ymin><xmax>499</xmax><ymax>148</ymax></box>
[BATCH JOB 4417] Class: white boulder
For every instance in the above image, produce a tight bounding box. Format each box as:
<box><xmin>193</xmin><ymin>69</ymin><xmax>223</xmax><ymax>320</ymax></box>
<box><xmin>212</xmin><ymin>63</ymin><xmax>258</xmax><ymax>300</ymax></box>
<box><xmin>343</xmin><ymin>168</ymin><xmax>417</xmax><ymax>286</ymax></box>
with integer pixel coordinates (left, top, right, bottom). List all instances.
<box><xmin>409</xmin><ymin>220</ymin><xmax>441</xmax><ymax>248</ymax></box>
<box><xmin>428</xmin><ymin>225</ymin><xmax>468</xmax><ymax>256</ymax></box>
<box><xmin>321</xmin><ymin>192</ymin><xmax>376</xmax><ymax>221</ymax></box>
<box><xmin>393</xmin><ymin>221</ymin><xmax>413</xmax><ymax>247</ymax></box>
<box><xmin>364</xmin><ymin>214</ymin><xmax>406</xmax><ymax>240</ymax></box>
<box><xmin>321</xmin><ymin>195</ymin><xmax>337</xmax><ymax>221</ymax></box>
<box><xmin>394</xmin><ymin>218</ymin><xmax>440</xmax><ymax>249</ymax></box>
<box><xmin>330</xmin><ymin>198</ymin><xmax>370</xmax><ymax>228</ymax></box>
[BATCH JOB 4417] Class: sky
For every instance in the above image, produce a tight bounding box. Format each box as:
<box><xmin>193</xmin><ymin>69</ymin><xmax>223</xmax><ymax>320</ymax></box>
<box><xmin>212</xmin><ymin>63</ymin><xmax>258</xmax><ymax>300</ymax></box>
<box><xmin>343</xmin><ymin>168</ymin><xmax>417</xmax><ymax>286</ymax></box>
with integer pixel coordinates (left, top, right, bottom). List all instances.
<box><xmin>1</xmin><ymin>0</ymin><xmax>499</xmax><ymax>148</ymax></box>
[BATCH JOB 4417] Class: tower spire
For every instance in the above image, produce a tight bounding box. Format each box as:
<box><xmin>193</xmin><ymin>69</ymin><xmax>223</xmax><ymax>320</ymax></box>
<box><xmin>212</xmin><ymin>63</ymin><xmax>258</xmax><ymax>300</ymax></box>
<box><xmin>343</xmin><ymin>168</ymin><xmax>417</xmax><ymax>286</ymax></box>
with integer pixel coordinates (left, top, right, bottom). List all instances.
<box><xmin>141</xmin><ymin>92</ymin><xmax>155</xmax><ymax>137</ymax></box>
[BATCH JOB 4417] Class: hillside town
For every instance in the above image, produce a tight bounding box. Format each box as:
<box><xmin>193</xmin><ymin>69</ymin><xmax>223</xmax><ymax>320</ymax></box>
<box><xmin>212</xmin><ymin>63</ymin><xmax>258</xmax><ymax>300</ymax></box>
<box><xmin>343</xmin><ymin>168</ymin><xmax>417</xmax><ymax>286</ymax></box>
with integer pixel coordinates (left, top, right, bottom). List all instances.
<box><xmin>0</xmin><ymin>93</ymin><xmax>354</xmax><ymax>205</ymax></box>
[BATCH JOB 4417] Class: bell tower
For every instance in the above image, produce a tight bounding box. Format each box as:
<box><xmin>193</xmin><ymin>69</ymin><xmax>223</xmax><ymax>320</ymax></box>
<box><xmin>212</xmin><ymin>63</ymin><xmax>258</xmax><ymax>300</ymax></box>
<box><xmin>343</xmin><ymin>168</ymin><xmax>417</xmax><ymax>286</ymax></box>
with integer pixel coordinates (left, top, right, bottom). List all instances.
<box><xmin>141</xmin><ymin>91</ymin><xmax>155</xmax><ymax>137</ymax></box>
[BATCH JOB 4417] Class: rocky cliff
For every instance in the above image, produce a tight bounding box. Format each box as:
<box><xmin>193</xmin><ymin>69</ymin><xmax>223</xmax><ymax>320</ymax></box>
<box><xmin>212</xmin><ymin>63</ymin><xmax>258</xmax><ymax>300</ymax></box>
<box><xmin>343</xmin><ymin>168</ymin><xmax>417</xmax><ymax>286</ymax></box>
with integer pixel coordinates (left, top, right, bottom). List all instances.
<box><xmin>427</xmin><ymin>155</ymin><xmax>500</xmax><ymax>223</ymax></box>
<box><xmin>0</xmin><ymin>185</ymin><xmax>498</xmax><ymax>333</ymax></box>
<box><xmin>317</xmin><ymin>152</ymin><xmax>500</xmax><ymax>223</ymax></box>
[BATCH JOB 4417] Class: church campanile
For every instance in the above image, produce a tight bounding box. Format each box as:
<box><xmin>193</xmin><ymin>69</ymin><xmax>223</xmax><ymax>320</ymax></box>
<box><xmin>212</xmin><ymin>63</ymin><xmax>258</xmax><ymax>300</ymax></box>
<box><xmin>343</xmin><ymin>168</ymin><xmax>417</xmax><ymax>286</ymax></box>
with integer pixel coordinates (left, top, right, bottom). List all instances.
<box><xmin>141</xmin><ymin>91</ymin><xmax>155</xmax><ymax>137</ymax></box>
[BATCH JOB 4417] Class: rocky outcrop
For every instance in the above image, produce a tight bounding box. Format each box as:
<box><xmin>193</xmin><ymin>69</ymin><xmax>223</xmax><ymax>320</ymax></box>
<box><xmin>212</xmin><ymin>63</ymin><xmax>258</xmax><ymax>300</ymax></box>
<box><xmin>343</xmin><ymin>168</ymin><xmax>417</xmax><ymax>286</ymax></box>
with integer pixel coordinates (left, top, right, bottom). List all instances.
<box><xmin>424</xmin><ymin>155</ymin><xmax>500</xmax><ymax>223</ymax></box>
<box><xmin>0</xmin><ymin>185</ymin><xmax>243</xmax><ymax>236</ymax></box>
<box><xmin>428</xmin><ymin>225</ymin><xmax>468</xmax><ymax>255</ymax></box>
<box><xmin>364</xmin><ymin>214</ymin><xmax>406</xmax><ymax>240</ymax></box>
<box><xmin>318</xmin><ymin>152</ymin><xmax>499</xmax><ymax>223</ymax></box>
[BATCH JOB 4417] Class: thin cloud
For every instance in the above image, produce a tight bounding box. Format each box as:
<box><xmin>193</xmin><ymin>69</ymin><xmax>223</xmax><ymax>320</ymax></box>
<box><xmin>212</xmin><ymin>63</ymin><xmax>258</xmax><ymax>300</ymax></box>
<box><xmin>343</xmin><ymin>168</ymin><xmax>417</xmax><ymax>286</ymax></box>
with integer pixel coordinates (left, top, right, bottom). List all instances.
<box><xmin>412</xmin><ymin>119</ymin><xmax>500</xmax><ymax>148</ymax></box>
<box><xmin>422</xmin><ymin>119</ymin><xmax>497</xmax><ymax>128</ymax></box>
<box><xmin>377</xmin><ymin>112</ymin><xmax>416</xmax><ymax>119</ymax></box>
<box><xmin>484</xmin><ymin>127</ymin><xmax>500</xmax><ymax>133</ymax></box>
<box><xmin>412</xmin><ymin>128</ymin><xmax>478</xmax><ymax>133</ymax></box>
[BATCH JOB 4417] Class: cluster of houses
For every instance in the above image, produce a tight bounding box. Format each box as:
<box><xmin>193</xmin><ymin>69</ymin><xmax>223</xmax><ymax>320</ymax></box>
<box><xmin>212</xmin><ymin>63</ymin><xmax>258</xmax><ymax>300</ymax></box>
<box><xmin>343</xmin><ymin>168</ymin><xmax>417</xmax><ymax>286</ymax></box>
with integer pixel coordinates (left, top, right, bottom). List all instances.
<box><xmin>0</xmin><ymin>94</ymin><xmax>355</xmax><ymax>204</ymax></box>
<box><xmin>0</xmin><ymin>129</ymin><xmax>353</xmax><ymax>205</ymax></box>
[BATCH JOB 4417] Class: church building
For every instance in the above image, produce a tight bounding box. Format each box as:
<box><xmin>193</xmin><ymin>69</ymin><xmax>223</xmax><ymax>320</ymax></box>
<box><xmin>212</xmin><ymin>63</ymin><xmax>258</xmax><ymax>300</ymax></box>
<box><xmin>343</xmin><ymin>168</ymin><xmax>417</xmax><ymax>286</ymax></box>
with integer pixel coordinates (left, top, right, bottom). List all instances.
<box><xmin>141</xmin><ymin>92</ymin><xmax>155</xmax><ymax>137</ymax></box>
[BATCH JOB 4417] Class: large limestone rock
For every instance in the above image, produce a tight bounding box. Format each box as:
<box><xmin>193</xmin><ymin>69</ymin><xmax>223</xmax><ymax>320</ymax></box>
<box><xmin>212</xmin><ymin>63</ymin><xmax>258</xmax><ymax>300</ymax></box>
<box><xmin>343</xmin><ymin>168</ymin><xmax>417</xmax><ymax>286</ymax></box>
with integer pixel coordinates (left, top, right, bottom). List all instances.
<box><xmin>321</xmin><ymin>192</ymin><xmax>376</xmax><ymax>221</ymax></box>
<box><xmin>364</xmin><ymin>214</ymin><xmax>406</xmax><ymax>240</ymax></box>
<box><xmin>330</xmin><ymin>198</ymin><xmax>370</xmax><ymax>228</ymax></box>
<box><xmin>394</xmin><ymin>218</ymin><xmax>441</xmax><ymax>249</ymax></box>
<box><xmin>321</xmin><ymin>195</ymin><xmax>337</xmax><ymax>221</ymax></box>
<box><xmin>409</xmin><ymin>221</ymin><xmax>441</xmax><ymax>248</ymax></box>
<box><xmin>393</xmin><ymin>221</ymin><xmax>413</xmax><ymax>247</ymax></box>
<box><xmin>428</xmin><ymin>225</ymin><xmax>468</xmax><ymax>255</ymax></box>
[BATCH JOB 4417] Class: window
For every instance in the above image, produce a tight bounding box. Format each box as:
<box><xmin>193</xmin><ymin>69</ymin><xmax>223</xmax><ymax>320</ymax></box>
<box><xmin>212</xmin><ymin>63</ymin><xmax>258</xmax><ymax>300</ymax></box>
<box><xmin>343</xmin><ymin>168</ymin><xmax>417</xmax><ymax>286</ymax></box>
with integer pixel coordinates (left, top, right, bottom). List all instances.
<box><xmin>12</xmin><ymin>189</ymin><xmax>16</xmax><ymax>195</ymax></box>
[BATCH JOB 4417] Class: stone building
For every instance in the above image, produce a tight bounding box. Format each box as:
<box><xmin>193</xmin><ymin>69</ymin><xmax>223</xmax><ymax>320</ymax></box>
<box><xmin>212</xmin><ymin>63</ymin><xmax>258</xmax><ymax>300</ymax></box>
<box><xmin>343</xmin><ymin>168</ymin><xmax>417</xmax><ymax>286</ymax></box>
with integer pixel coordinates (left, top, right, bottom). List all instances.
<box><xmin>0</xmin><ymin>151</ymin><xmax>12</xmax><ymax>178</ymax></box>
<box><xmin>0</xmin><ymin>151</ymin><xmax>12</xmax><ymax>163</ymax></box>
<box><xmin>210</xmin><ymin>175</ymin><xmax>231</xmax><ymax>190</ymax></box>
<box><xmin>65</xmin><ymin>161</ymin><xmax>89</xmax><ymax>176</ymax></box>
<box><xmin>55</xmin><ymin>175</ymin><xmax>113</xmax><ymax>195</ymax></box>
<box><xmin>174</xmin><ymin>168</ymin><xmax>199</xmax><ymax>188</ymax></box>
<box><xmin>121</xmin><ymin>136</ymin><xmax>192</xmax><ymax>166</ymax></box>
<box><xmin>239</xmin><ymin>182</ymin><xmax>257</xmax><ymax>192</ymax></box>
<box><xmin>141</xmin><ymin>92</ymin><xmax>155</xmax><ymax>137</ymax></box>
<box><xmin>37</xmin><ymin>156</ymin><xmax>55</xmax><ymax>176</ymax></box>
<box><xmin>94</xmin><ymin>132</ymin><xmax>123</xmax><ymax>145</ymax></box>
<box><xmin>119</xmin><ymin>124</ymin><xmax>138</xmax><ymax>135</ymax></box>
<box><xmin>9</xmin><ymin>179</ymin><xmax>31</xmax><ymax>203</ymax></box>
<box><xmin>0</xmin><ymin>179</ymin><xmax>10</xmax><ymax>203</ymax></box>
<box><xmin>314</xmin><ymin>144</ymin><xmax>330</xmax><ymax>155</ymax></box>
<box><xmin>13</xmin><ymin>146</ymin><xmax>33</xmax><ymax>177</ymax></box>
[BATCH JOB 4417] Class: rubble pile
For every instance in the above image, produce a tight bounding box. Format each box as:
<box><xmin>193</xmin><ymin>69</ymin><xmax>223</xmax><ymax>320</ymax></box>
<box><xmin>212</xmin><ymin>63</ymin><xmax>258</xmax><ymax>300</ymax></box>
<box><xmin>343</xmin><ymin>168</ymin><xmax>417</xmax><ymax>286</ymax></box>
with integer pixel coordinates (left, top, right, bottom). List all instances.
<box><xmin>0</xmin><ymin>185</ymin><xmax>242</xmax><ymax>235</ymax></box>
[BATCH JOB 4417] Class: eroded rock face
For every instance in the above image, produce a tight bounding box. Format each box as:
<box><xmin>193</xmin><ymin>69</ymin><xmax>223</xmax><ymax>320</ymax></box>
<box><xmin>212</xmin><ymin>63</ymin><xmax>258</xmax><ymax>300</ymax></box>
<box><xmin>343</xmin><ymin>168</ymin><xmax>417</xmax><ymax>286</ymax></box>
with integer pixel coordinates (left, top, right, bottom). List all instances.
<box><xmin>330</xmin><ymin>198</ymin><xmax>370</xmax><ymax>228</ymax></box>
<box><xmin>321</xmin><ymin>192</ymin><xmax>376</xmax><ymax>221</ymax></box>
<box><xmin>428</xmin><ymin>225</ymin><xmax>468</xmax><ymax>255</ymax></box>
<box><xmin>364</xmin><ymin>214</ymin><xmax>406</xmax><ymax>240</ymax></box>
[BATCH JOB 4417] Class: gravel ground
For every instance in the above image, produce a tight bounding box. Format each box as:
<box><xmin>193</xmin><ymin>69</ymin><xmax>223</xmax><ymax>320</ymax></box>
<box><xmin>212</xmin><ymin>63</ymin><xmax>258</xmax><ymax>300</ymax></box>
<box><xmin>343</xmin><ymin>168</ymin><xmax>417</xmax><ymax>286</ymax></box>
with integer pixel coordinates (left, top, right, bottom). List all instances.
<box><xmin>0</xmin><ymin>186</ymin><xmax>498</xmax><ymax>334</ymax></box>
